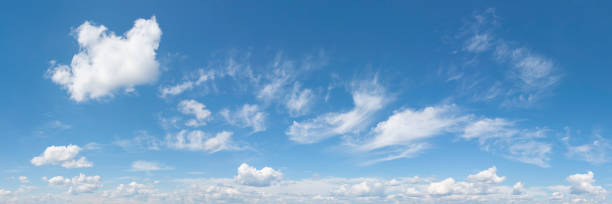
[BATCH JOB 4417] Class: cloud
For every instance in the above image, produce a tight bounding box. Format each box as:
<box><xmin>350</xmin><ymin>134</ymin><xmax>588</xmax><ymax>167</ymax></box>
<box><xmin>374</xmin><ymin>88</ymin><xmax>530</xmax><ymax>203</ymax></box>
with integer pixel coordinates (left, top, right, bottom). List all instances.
<box><xmin>166</xmin><ymin>130</ymin><xmax>240</xmax><ymax>153</ymax></box>
<box><xmin>360</xmin><ymin>105</ymin><xmax>464</xmax><ymax>152</ymax></box>
<box><xmin>160</xmin><ymin>81</ymin><xmax>194</xmax><ymax>98</ymax></box>
<box><xmin>43</xmin><ymin>173</ymin><xmax>102</xmax><ymax>194</ymax></box>
<box><xmin>31</xmin><ymin>145</ymin><xmax>93</xmax><ymax>168</ymax></box>
<box><xmin>113</xmin><ymin>131</ymin><xmax>162</xmax><ymax>151</ymax></box>
<box><xmin>334</xmin><ymin>181</ymin><xmax>385</xmax><ymax>197</ymax></box>
<box><xmin>18</xmin><ymin>176</ymin><xmax>29</xmax><ymax>184</ymax></box>
<box><xmin>286</xmin><ymin>83</ymin><xmax>314</xmax><ymax>116</ymax></box>
<box><xmin>221</xmin><ymin>104</ymin><xmax>266</xmax><ymax>132</ymax></box>
<box><xmin>462</xmin><ymin>118</ymin><xmax>552</xmax><ymax>168</ymax></box>
<box><xmin>287</xmin><ymin>81</ymin><xmax>386</xmax><ymax>144</ymax></box>
<box><xmin>130</xmin><ymin>161</ymin><xmax>173</xmax><ymax>172</ymax></box>
<box><xmin>235</xmin><ymin>163</ymin><xmax>283</xmax><ymax>187</ymax></box>
<box><xmin>512</xmin><ymin>182</ymin><xmax>525</xmax><ymax>195</ymax></box>
<box><xmin>563</xmin><ymin>129</ymin><xmax>611</xmax><ymax>164</ymax></box>
<box><xmin>466</xmin><ymin>166</ymin><xmax>505</xmax><ymax>184</ymax></box>
<box><xmin>506</xmin><ymin>141</ymin><xmax>551</xmax><ymax>168</ymax></box>
<box><xmin>566</xmin><ymin>172</ymin><xmax>606</xmax><ymax>195</ymax></box>
<box><xmin>106</xmin><ymin>181</ymin><xmax>161</xmax><ymax>198</ymax></box>
<box><xmin>47</xmin><ymin>17</ymin><xmax>162</xmax><ymax>102</ymax></box>
<box><xmin>178</xmin><ymin>99</ymin><xmax>212</xmax><ymax>127</ymax></box>
<box><xmin>450</xmin><ymin>9</ymin><xmax>561</xmax><ymax>106</ymax></box>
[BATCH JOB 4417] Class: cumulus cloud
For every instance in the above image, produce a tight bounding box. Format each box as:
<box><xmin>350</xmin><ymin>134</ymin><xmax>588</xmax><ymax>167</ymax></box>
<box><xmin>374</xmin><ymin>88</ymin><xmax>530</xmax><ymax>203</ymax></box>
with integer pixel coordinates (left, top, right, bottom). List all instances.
<box><xmin>178</xmin><ymin>99</ymin><xmax>212</xmax><ymax>127</ymax></box>
<box><xmin>220</xmin><ymin>104</ymin><xmax>266</xmax><ymax>132</ymax></box>
<box><xmin>287</xmin><ymin>81</ymin><xmax>386</xmax><ymax>144</ymax></box>
<box><xmin>130</xmin><ymin>161</ymin><xmax>172</xmax><ymax>172</ymax></box>
<box><xmin>31</xmin><ymin>145</ymin><xmax>93</xmax><ymax>168</ymax></box>
<box><xmin>43</xmin><ymin>173</ymin><xmax>102</xmax><ymax>194</ymax></box>
<box><xmin>47</xmin><ymin>17</ymin><xmax>162</xmax><ymax>102</ymax></box>
<box><xmin>566</xmin><ymin>171</ymin><xmax>606</xmax><ymax>195</ymax></box>
<box><xmin>466</xmin><ymin>166</ymin><xmax>505</xmax><ymax>184</ymax></box>
<box><xmin>166</xmin><ymin>130</ymin><xmax>240</xmax><ymax>153</ymax></box>
<box><xmin>235</xmin><ymin>163</ymin><xmax>282</xmax><ymax>187</ymax></box>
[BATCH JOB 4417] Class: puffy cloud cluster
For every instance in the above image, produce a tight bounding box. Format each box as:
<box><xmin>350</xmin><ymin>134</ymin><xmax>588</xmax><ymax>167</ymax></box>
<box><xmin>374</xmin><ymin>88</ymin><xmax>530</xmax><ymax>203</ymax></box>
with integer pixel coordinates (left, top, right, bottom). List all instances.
<box><xmin>43</xmin><ymin>174</ymin><xmax>102</xmax><ymax>194</ymax></box>
<box><xmin>235</xmin><ymin>163</ymin><xmax>283</xmax><ymax>187</ymax></box>
<box><xmin>567</xmin><ymin>171</ymin><xmax>606</xmax><ymax>195</ymax></box>
<box><xmin>31</xmin><ymin>145</ymin><xmax>92</xmax><ymax>168</ymax></box>
<box><xmin>48</xmin><ymin>17</ymin><xmax>162</xmax><ymax>102</ymax></box>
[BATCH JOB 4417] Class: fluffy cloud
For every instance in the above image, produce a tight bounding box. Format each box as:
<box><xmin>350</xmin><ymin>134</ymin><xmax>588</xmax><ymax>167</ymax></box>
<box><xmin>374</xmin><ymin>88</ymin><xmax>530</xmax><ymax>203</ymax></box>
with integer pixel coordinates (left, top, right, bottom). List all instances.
<box><xmin>48</xmin><ymin>17</ymin><xmax>162</xmax><ymax>102</ymax></box>
<box><xmin>221</xmin><ymin>104</ymin><xmax>266</xmax><ymax>132</ymax></box>
<box><xmin>31</xmin><ymin>145</ymin><xmax>93</xmax><ymax>168</ymax></box>
<box><xmin>130</xmin><ymin>161</ymin><xmax>172</xmax><ymax>172</ymax></box>
<box><xmin>178</xmin><ymin>99</ymin><xmax>212</xmax><ymax>127</ymax></box>
<box><xmin>287</xmin><ymin>81</ymin><xmax>386</xmax><ymax>144</ymax></box>
<box><xmin>466</xmin><ymin>166</ymin><xmax>505</xmax><ymax>184</ymax></box>
<box><xmin>166</xmin><ymin>130</ymin><xmax>239</xmax><ymax>153</ymax></box>
<box><xmin>235</xmin><ymin>163</ymin><xmax>283</xmax><ymax>187</ymax></box>
<box><xmin>566</xmin><ymin>171</ymin><xmax>606</xmax><ymax>195</ymax></box>
<box><xmin>43</xmin><ymin>174</ymin><xmax>102</xmax><ymax>194</ymax></box>
<box><xmin>106</xmin><ymin>182</ymin><xmax>160</xmax><ymax>198</ymax></box>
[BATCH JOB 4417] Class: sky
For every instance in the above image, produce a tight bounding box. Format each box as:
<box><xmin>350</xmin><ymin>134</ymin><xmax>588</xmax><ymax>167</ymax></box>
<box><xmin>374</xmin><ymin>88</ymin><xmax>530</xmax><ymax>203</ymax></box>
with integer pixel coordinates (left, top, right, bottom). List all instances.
<box><xmin>1</xmin><ymin>0</ymin><xmax>612</xmax><ymax>203</ymax></box>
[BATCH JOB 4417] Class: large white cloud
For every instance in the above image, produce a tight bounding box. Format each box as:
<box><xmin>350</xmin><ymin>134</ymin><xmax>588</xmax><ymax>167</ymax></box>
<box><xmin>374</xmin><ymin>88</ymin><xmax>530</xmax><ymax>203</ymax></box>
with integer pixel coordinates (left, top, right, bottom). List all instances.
<box><xmin>31</xmin><ymin>145</ymin><xmax>92</xmax><ymax>168</ymax></box>
<box><xmin>43</xmin><ymin>174</ymin><xmax>102</xmax><ymax>194</ymax></box>
<box><xmin>566</xmin><ymin>171</ymin><xmax>606</xmax><ymax>195</ymax></box>
<box><xmin>48</xmin><ymin>17</ymin><xmax>162</xmax><ymax>102</ymax></box>
<box><xmin>235</xmin><ymin>163</ymin><xmax>283</xmax><ymax>187</ymax></box>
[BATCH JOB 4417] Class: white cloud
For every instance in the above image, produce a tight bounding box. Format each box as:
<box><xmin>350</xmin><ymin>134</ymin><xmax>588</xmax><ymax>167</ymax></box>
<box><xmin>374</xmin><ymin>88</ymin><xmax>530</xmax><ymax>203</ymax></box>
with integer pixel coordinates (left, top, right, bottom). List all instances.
<box><xmin>221</xmin><ymin>104</ymin><xmax>266</xmax><ymax>132</ymax></box>
<box><xmin>130</xmin><ymin>161</ymin><xmax>172</xmax><ymax>172</ymax></box>
<box><xmin>462</xmin><ymin>118</ymin><xmax>552</xmax><ymax>168</ymax></box>
<box><xmin>564</xmin><ymin>129</ymin><xmax>611</xmax><ymax>164</ymax></box>
<box><xmin>466</xmin><ymin>166</ymin><xmax>505</xmax><ymax>184</ymax></box>
<box><xmin>109</xmin><ymin>182</ymin><xmax>159</xmax><ymax>198</ymax></box>
<box><xmin>507</xmin><ymin>141</ymin><xmax>551</xmax><ymax>168</ymax></box>
<box><xmin>360</xmin><ymin>105</ymin><xmax>463</xmax><ymax>151</ymax></box>
<box><xmin>31</xmin><ymin>145</ymin><xmax>93</xmax><ymax>168</ymax></box>
<box><xmin>453</xmin><ymin>9</ymin><xmax>561</xmax><ymax>106</ymax></box>
<box><xmin>512</xmin><ymin>182</ymin><xmax>525</xmax><ymax>195</ymax></box>
<box><xmin>166</xmin><ymin>130</ymin><xmax>240</xmax><ymax>153</ymax></box>
<box><xmin>334</xmin><ymin>181</ymin><xmax>385</xmax><ymax>197</ymax></box>
<box><xmin>566</xmin><ymin>172</ymin><xmax>606</xmax><ymax>195</ymax></box>
<box><xmin>160</xmin><ymin>81</ymin><xmax>193</xmax><ymax>98</ymax></box>
<box><xmin>43</xmin><ymin>174</ymin><xmax>102</xmax><ymax>194</ymax></box>
<box><xmin>0</xmin><ymin>189</ymin><xmax>10</xmax><ymax>196</ymax></box>
<box><xmin>178</xmin><ymin>99</ymin><xmax>212</xmax><ymax>127</ymax></box>
<box><xmin>287</xmin><ymin>81</ymin><xmax>386</xmax><ymax>144</ymax></box>
<box><xmin>114</xmin><ymin>131</ymin><xmax>162</xmax><ymax>151</ymax></box>
<box><xmin>47</xmin><ymin>17</ymin><xmax>162</xmax><ymax>102</ymax></box>
<box><xmin>235</xmin><ymin>163</ymin><xmax>283</xmax><ymax>187</ymax></box>
<box><xmin>18</xmin><ymin>176</ymin><xmax>29</xmax><ymax>183</ymax></box>
<box><xmin>286</xmin><ymin>83</ymin><xmax>314</xmax><ymax>116</ymax></box>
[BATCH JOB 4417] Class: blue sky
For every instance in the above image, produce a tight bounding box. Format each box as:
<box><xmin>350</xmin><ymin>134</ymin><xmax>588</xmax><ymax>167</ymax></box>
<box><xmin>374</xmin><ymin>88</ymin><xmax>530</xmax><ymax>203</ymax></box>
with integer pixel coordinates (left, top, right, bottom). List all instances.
<box><xmin>1</xmin><ymin>1</ymin><xmax>612</xmax><ymax>203</ymax></box>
